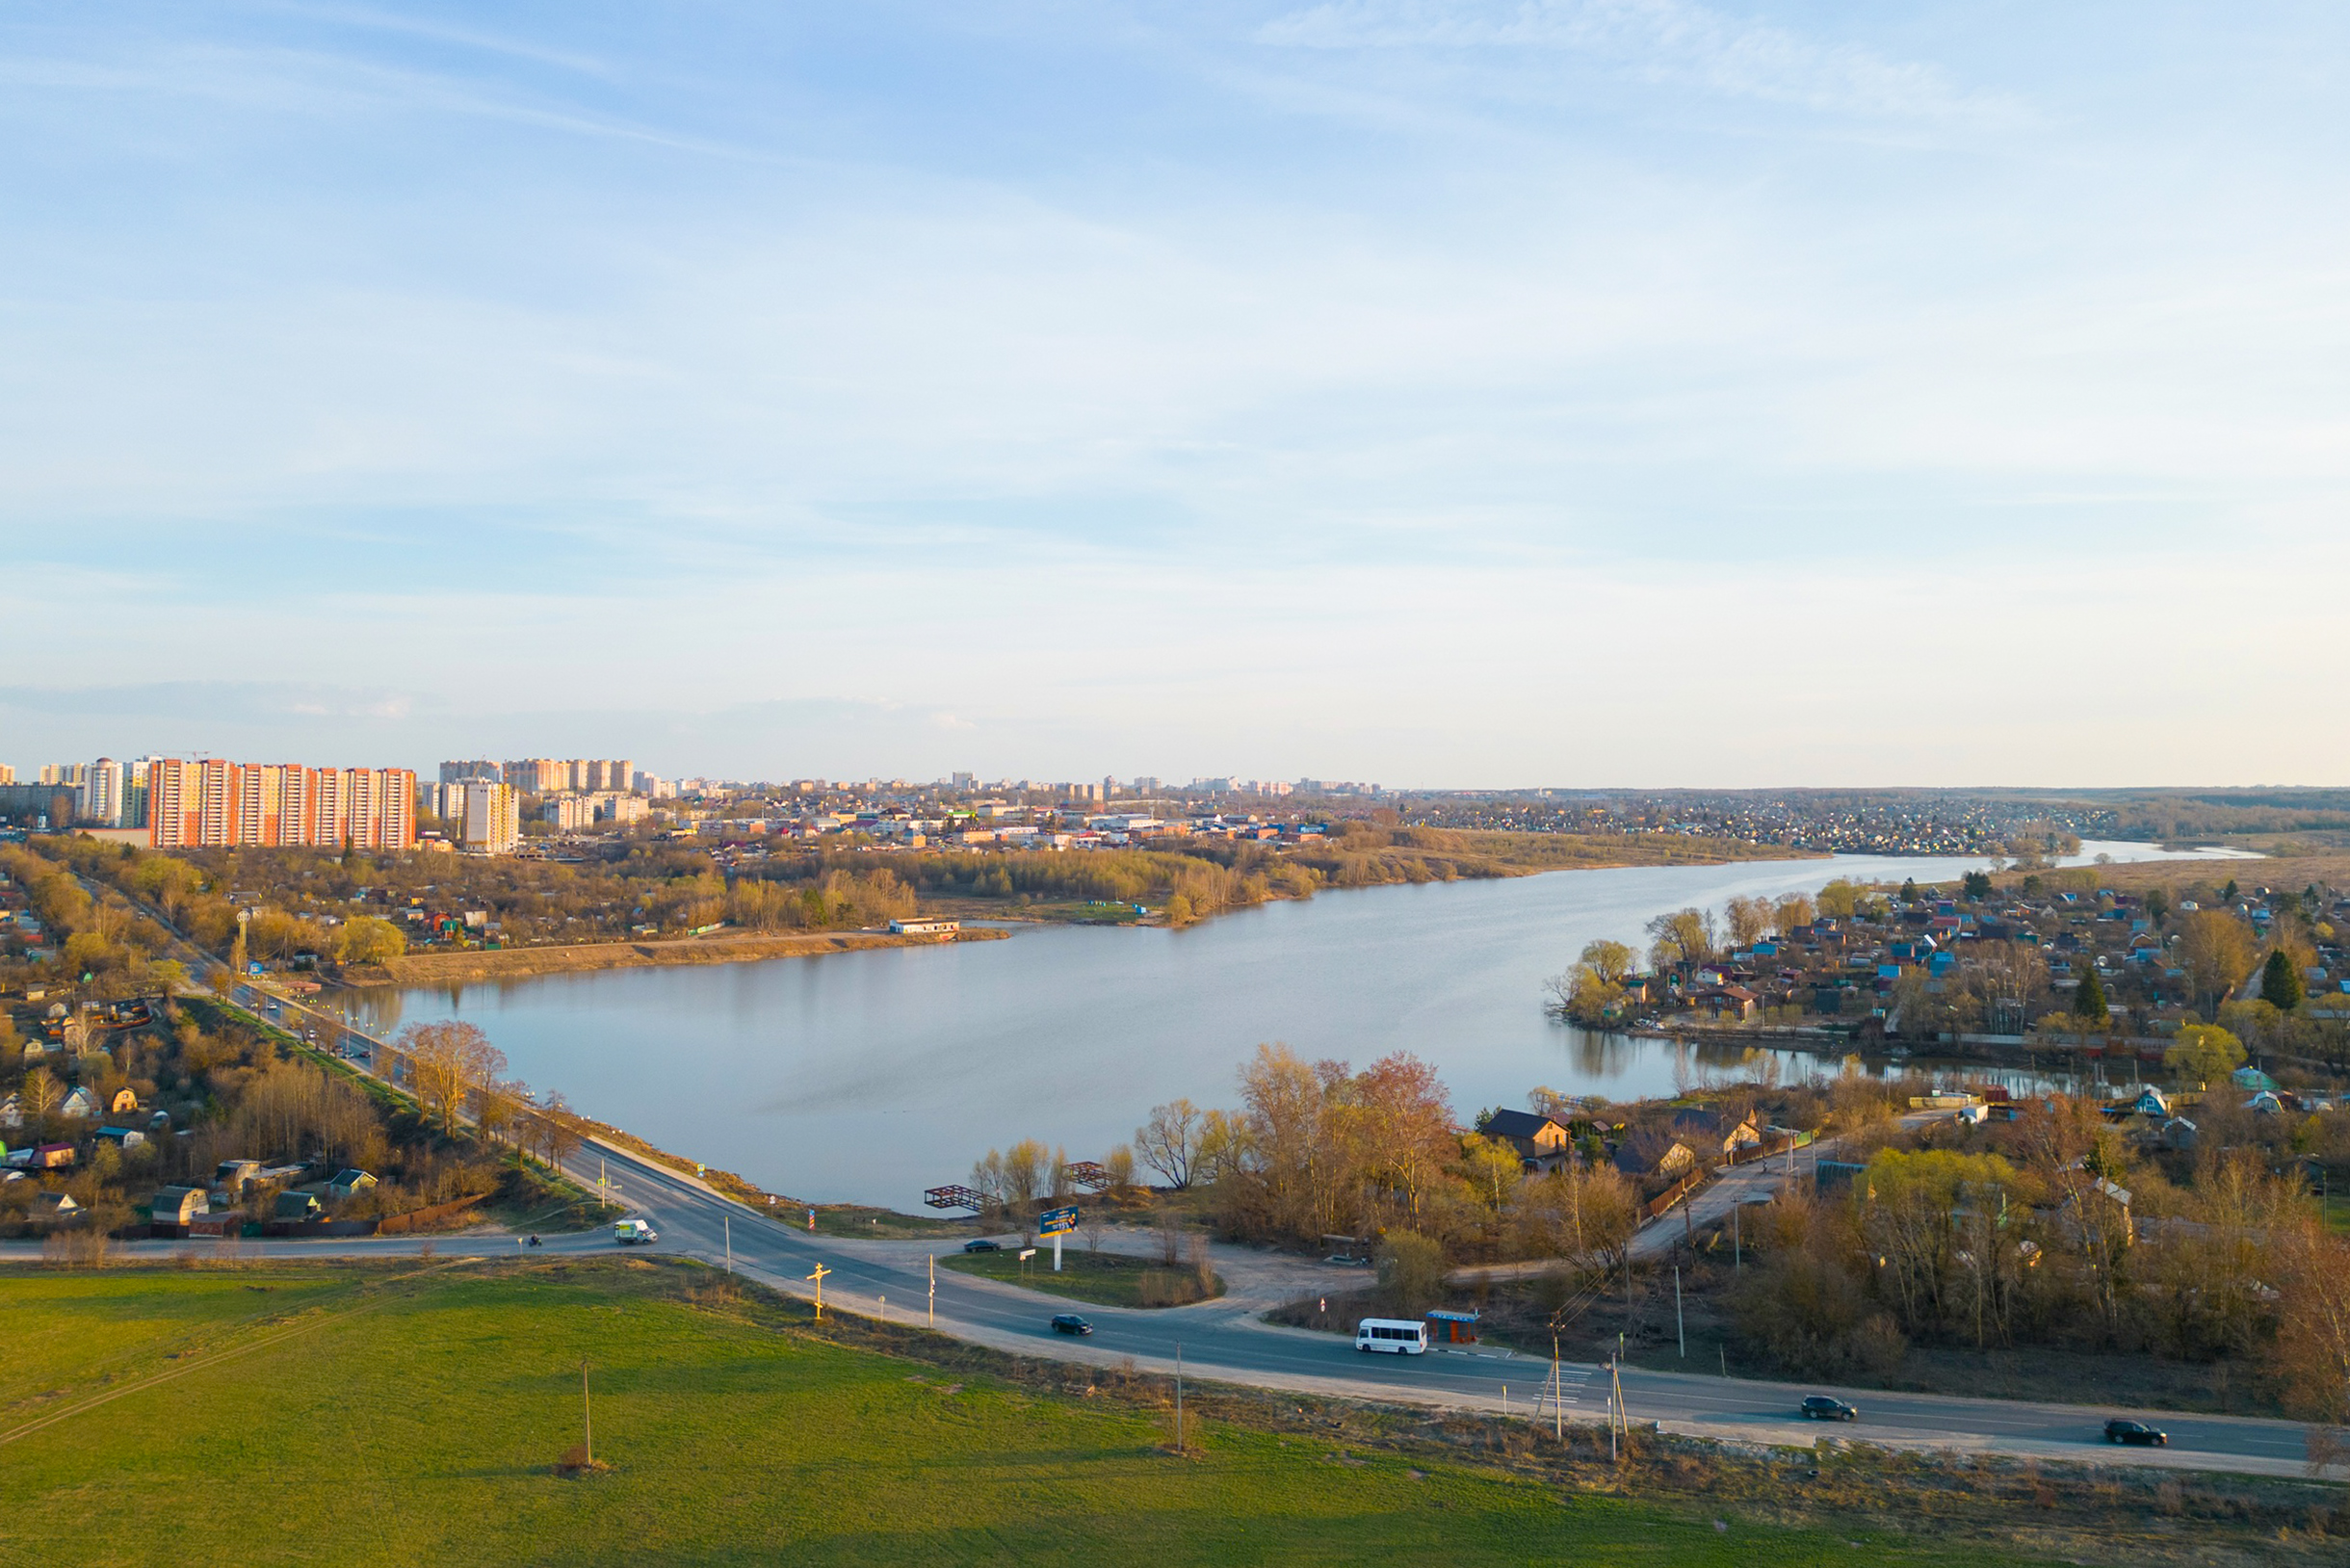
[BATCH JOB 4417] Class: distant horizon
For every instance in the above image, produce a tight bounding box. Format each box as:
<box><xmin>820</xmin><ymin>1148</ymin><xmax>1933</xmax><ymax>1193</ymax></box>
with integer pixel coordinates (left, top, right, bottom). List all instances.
<box><xmin>5</xmin><ymin>5</ymin><xmax>2347</xmax><ymax>783</ymax></box>
<box><xmin>6</xmin><ymin>748</ymin><xmax>2344</xmax><ymax>801</ymax></box>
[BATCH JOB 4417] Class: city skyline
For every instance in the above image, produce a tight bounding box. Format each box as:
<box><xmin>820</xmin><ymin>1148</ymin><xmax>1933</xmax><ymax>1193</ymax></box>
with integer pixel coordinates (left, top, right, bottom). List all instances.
<box><xmin>2</xmin><ymin>4</ymin><xmax>2346</xmax><ymax>786</ymax></box>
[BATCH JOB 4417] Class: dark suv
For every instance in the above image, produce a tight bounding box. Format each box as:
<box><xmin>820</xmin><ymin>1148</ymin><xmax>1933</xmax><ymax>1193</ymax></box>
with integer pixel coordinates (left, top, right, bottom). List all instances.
<box><xmin>1050</xmin><ymin>1314</ymin><xmax>1093</xmax><ymax>1336</ymax></box>
<box><xmin>1800</xmin><ymin>1396</ymin><xmax>1859</xmax><ymax>1422</ymax></box>
<box><xmin>2103</xmin><ymin>1419</ymin><xmax>2167</xmax><ymax>1446</ymax></box>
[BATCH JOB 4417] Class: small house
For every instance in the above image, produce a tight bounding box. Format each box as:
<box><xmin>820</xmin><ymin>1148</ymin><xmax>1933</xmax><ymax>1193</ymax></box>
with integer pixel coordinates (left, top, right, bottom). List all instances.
<box><xmin>1610</xmin><ymin>1131</ymin><xmax>1695</xmax><ymax>1181</ymax></box>
<box><xmin>1481</xmin><ymin>1110</ymin><xmax>1573</xmax><ymax>1165</ymax></box>
<box><xmin>151</xmin><ymin>1186</ymin><xmax>207</xmax><ymax>1225</ymax></box>
<box><xmin>1692</xmin><ymin>986</ymin><xmax>1759</xmax><ymax>1022</ymax></box>
<box><xmin>328</xmin><ymin>1169</ymin><xmax>378</xmax><ymax>1200</ymax></box>
<box><xmin>59</xmin><ymin>1085</ymin><xmax>95</xmax><ymax>1120</ymax></box>
<box><xmin>0</xmin><ymin>1093</ymin><xmax>17</xmax><ymax>1129</ymax></box>
<box><xmin>273</xmin><ymin>1190</ymin><xmax>324</xmax><ymax>1221</ymax></box>
<box><xmin>2126</xmin><ymin>1085</ymin><xmax>2172</xmax><ymax>1119</ymax></box>
<box><xmin>109</xmin><ymin>1087</ymin><xmax>139</xmax><ymax>1114</ymax></box>
<box><xmin>2232</xmin><ymin>1066</ymin><xmax>2279</xmax><ymax>1094</ymax></box>
<box><xmin>31</xmin><ymin>1143</ymin><xmax>76</xmax><ymax>1170</ymax></box>
<box><xmin>32</xmin><ymin>1191</ymin><xmax>79</xmax><ymax>1219</ymax></box>
<box><xmin>1669</xmin><ymin>1107</ymin><xmax>1762</xmax><ymax>1161</ymax></box>
<box><xmin>94</xmin><ymin>1126</ymin><xmax>146</xmax><ymax>1150</ymax></box>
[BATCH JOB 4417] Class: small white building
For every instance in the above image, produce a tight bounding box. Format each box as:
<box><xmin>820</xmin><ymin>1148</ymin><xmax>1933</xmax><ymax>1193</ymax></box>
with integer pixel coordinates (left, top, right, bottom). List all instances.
<box><xmin>888</xmin><ymin>917</ymin><xmax>960</xmax><ymax>937</ymax></box>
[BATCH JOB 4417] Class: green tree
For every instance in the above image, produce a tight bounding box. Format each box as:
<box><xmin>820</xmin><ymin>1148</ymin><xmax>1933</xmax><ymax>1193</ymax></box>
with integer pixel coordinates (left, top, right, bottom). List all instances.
<box><xmin>2073</xmin><ymin>966</ymin><xmax>2109</xmax><ymax>1023</ymax></box>
<box><xmin>338</xmin><ymin>916</ymin><xmax>408</xmax><ymax>966</ymax></box>
<box><xmin>1375</xmin><ymin>1230</ymin><xmax>1446</xmax><ymax>1315</ymax></box>
<box><xmin>2261</xmin><ymin>948</ymin><xmax>2305</xmax><ymax>1011</ymax></box>
<box><xmin>2165</xmin><ymin>1023</ymin><xmax>2246</xmax><ymax>1088</ymax></box>
<box><xmin>1577</xmin><ymin>938</ymin><xmax>1635</xmax><ymax>985</ymax></box>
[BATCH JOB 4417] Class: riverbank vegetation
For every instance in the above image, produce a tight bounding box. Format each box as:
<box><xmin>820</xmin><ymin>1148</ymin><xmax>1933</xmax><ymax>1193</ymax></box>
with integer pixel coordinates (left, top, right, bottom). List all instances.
<box><xmin>16</xmin><ymin>1257</ymin><xmax>2308</xmax><ymax>1568</ymax></box>
<box><xmin>0</xmin><ymin>823</ymin><xmax>1813</xmax><ymax>1003</ymax></box>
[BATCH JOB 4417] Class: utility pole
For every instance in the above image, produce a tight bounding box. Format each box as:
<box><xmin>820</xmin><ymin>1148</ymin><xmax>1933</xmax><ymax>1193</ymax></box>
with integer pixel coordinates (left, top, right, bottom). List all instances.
<box><xmin>1675</xmin><ymin>1266</ymin><xmax>1684</xmax><ymax>1358</ymax></box>
<box><xmin>1176</xmin><ymin>1341</ymin><xmax>1187</xmax><ymax>1452</ymax></box>
<box><xmin>807</xmin><ymin>1263</ymin><xmax>830</xmax><ymax>1320</ymax></box>
<box><xmin>724</xmin><ymin>1215</ymin><xmax>732</xmax><ymax>1274</ymax></box>
<box><xmin>1550</xmin><ymin>1332</ymin><xmax>1562</xmax><ymax>1441</ymax></box>
<box><xmin>581</xmin><ymin>1359</ymin><xmax>592</xmax><ymax>1466</ymax></box>
<box><xmin>1606</xmin><ymin>1350</ymin><xmax>1617</xmax><ymax>1464</ymax></box>
<box><xmin>1734</xmin><ymin>1202</ymin><xmax>1741</xmax><ymax>1269</ymax></box>
<box><xmin>928</xmin><ymin>1252</ymin><xmax>936</xmax><ymax>1327</ymax></box>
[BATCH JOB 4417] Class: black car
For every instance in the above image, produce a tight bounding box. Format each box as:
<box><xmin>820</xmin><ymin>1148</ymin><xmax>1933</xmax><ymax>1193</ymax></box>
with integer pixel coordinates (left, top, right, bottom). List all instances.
<box><xmin>2104</xmin><ymin>1419</ymin><xmax>2168</xmax><ymax>1446</ymax></box>
<box><xmin>962</xmin><ymin>1239</ymin><xmax>1003</xmax><ymax>1253</ymax></box>
<box><xmin>1050</xmin><ymin>1314</ymin><xmax>1093</xmax><ymax>1336</ymax></box>
<box><xmin>1800</xmin><ymin>1396</ymin><xmax>1859</xmax><ymax>1422</ymax></box>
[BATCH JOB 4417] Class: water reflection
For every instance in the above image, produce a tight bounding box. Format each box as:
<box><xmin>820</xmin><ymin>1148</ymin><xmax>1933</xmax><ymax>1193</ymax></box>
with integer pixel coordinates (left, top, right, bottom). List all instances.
<box><xmin>334</xmin><ymin>840</ymin><xmax>2225</xmax><ymax>1207</ymax></box>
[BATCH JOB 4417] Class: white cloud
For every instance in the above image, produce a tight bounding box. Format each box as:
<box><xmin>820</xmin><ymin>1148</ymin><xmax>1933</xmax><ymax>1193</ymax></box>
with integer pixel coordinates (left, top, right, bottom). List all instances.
<box><xmin>1258</xmin><ymin>0</ymin><xmax>2019</xmax><ymax>124</ymax></box>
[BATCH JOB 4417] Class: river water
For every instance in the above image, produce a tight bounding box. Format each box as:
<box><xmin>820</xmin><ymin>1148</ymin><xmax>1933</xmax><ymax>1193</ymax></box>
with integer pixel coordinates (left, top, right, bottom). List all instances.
<box><xmin>334</xmin><ymin>842</ymin><xmax>2244</xmax><ymax>1209</ymax></box>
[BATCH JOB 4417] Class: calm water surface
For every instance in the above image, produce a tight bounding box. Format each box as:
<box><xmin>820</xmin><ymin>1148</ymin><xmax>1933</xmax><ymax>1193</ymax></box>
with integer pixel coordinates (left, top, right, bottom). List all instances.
<box><xmin>337</xmin><ymin>842</ymin><xmax>2237</xmax><ymax>1208</ymax></box>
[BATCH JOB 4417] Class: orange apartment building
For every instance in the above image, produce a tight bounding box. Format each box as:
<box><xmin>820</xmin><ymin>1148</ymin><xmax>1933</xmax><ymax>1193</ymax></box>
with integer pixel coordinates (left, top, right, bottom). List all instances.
<box><xmin>147</xmin><ymin>759</ymin><xmax>416</xmax><ymax>850</ymax></box>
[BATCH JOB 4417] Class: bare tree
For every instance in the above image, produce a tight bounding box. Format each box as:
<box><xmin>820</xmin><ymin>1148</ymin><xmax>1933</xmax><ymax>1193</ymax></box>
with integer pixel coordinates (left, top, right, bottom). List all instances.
<box><xmin>1135</xmin><ymin>1099</ymin><xmax>1203</xmax><ymax>1189</ymax></box>
<box><xmin>395</xmin><ymin>1020</ymin><xmax>508</xmax><ymax>1137</ymax></box>
<box><xmin>21</xmin><ymin>1065</ymin><xmax>62</xmax><ymax>1119</ymax></box>
<box><xmin>1724</xmin><ymin>896</ymin><xmax>1771</xmax><ymax>949</ymax></box>
<box><xmin>535</xmin><ymin>1091</ymin><xmax>585</xmax><ymax>1171</ymax></box>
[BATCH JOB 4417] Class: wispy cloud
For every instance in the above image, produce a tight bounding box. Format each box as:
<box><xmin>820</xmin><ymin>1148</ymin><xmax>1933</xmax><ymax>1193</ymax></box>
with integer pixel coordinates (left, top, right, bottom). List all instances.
<box><xmin>0</xmin><ymin>681</ymin><xmax>426</xmax><ymax>724</ymax></box>
<box><xmin>1259</xmin><ymin>0</ymin><xmax>2021</xmax><ymax>124</ymax></box>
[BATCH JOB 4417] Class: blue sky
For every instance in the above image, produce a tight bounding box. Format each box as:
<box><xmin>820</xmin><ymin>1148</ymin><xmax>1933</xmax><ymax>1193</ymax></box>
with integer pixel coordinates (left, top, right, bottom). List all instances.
<box><xmin>2</xmin><ymin>2</ymin><xmax>2344</xmax><ymax>786</ymax></box>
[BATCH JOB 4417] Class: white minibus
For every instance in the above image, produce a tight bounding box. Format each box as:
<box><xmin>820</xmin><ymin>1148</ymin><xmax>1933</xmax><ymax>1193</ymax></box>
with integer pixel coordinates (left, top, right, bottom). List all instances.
<box><xmin>1354</xmin><ymin>1318</ymin><xmax>1428</xmax><ymax>1355</ymax></box>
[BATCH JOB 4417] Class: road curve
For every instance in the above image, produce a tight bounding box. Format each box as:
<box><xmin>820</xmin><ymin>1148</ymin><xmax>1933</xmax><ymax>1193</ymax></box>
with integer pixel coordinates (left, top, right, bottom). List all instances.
<box><xmin>43</xmin><ymin>968</ymin><xmax>2325</xmax><ymax>1483</ymax></box>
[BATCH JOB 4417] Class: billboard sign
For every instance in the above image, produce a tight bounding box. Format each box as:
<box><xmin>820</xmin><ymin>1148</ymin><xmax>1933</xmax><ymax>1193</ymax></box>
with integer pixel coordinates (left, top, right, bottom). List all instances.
<box><xmin>1037</xmin><ymin>1206</ymin><xmax>1080</xmax><ymax>1237</ymax></box>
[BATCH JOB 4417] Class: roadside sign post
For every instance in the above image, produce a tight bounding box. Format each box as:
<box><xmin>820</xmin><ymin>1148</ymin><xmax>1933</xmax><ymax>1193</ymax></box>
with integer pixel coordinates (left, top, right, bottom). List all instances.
<box><xmin>1037</xmin><ymin>1206</ymin><xmax>1079</xmax><ymax>1272</ymax></box>
<box><xmin>1017</xmin><ymin>1246</ymin><xmax>1036</xmax><ymax>1283</ymax></box>
<box><xmin>807</xmin><ymin>1263</ymin><xmax>830</xmax><ymax>1320</ymax></box>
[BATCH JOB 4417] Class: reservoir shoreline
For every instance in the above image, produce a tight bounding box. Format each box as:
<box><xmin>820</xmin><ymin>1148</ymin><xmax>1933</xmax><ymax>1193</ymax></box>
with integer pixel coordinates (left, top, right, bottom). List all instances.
<box><xmin>337</xmin><ymin>841</ymin><xmax>2230</xmax><ymax>1211</ymax></box>
<box><xmin>346</xmin><ymin>925</ymin><xmax>1008</xmax><ymax>987</ymax></box>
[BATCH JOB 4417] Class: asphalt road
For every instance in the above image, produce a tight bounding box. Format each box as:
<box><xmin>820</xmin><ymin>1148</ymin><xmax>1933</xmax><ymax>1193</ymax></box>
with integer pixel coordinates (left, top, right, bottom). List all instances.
<box><xmin>52</xmin><ymin>964</ymin><xmax>2325</xmax><ymax>1481</ymax></box>
<box><xmin>74</xmin><ymin>1131</ymin><xmax>2317</xmax><ymax>1481</ymax></box>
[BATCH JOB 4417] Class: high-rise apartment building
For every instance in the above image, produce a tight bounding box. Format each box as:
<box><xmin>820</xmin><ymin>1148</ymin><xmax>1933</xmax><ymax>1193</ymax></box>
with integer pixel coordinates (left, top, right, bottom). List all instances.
<box><xmin>0</xmin><ymin>765</ymin><xmax>14</xmax><ymax>785</ymax></box>
<box><xmin>502</xmin><ymin>758</ymin><xmax>564</xmax><ymax>795</ymax></box>
<box><xmin>439</xmin><ymin>759</ymin><xmax>501</xmax><ymax>785</ymax></box>
<box><xmin>146</xmin><ymin>759</ymin><xmax>415</xmax><ymax>850</ymax></box>
<box><xmin>149</xmin><ymin>760</ymin><xmax>206</xmax><ymax>848</ymax></box>
<box><xmin>462</xmin><ymin>781</ymin><xmax>521</xmax><ymax>854</ymax></box>
<box><xmin>39</xmin><ymin>763</ymin><xmax>87</xmax><ymax>788</ymax></box>
<box><xmin>498</xmin><ymin>757</ymin><xmax>638</xmax><ymax>795</ymax></box>
<box><xmin>119</xmin><ymin>771</ymin><xmax>149</xmax><ymax>831</ymax></box>
<box><xmin>80</xmin><ymin>758</ymin><xmax>124</xmax><ymax>826</ymax></box>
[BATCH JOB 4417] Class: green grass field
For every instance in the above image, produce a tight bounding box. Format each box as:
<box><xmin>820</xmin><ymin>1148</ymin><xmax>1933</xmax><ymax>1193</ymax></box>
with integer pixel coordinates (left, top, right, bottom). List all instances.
<box><xmin>940</xmin><ymin>1244</ymin><xmax>1224</xmax><ymax>1307</ymax></box>
<box><xmin>0</xmin><ymin>1260</ymin><xmax>2069</xmax><ymax>1567</ymax></box>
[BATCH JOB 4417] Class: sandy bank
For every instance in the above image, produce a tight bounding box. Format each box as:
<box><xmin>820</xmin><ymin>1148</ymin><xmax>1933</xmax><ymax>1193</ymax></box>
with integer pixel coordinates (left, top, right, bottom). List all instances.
<box><xmin>345</xmin><ymin>926</ymin><xmax>1009</xmax><ymax>987</ymax></box>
